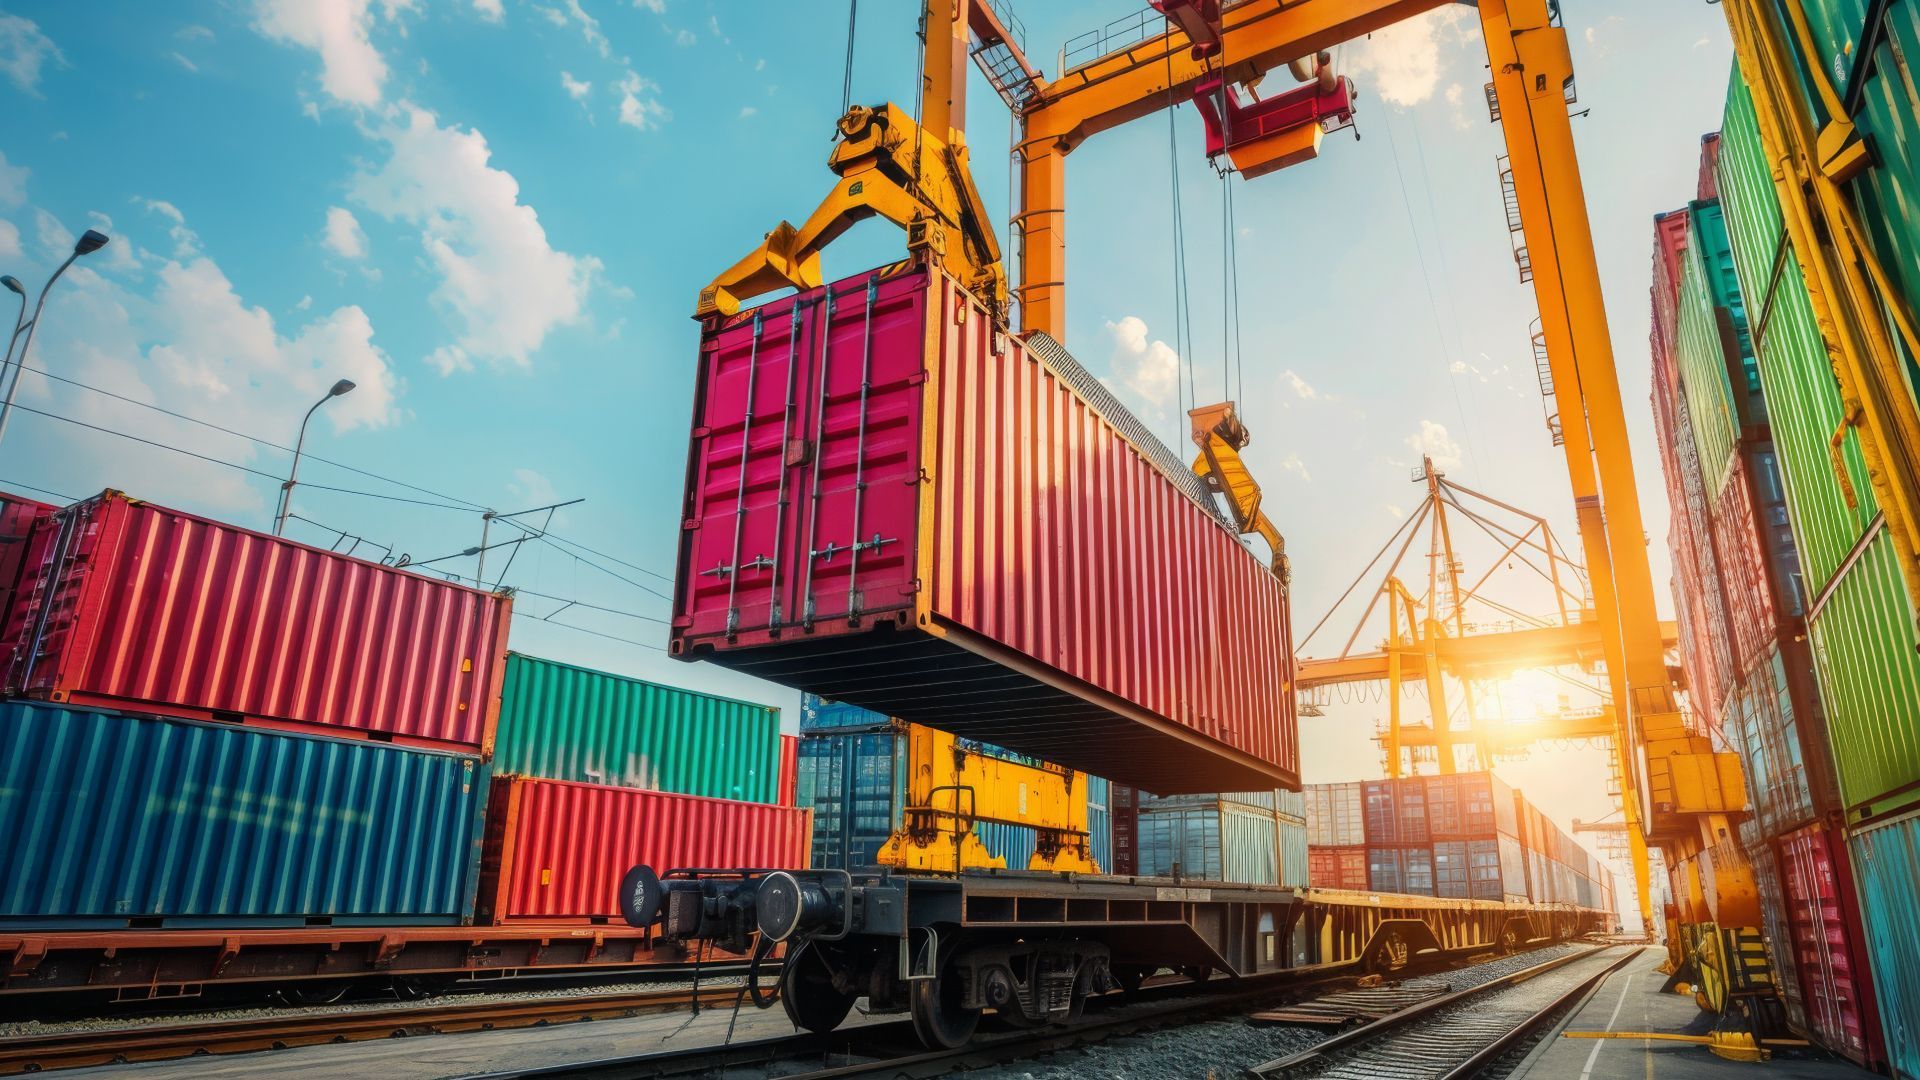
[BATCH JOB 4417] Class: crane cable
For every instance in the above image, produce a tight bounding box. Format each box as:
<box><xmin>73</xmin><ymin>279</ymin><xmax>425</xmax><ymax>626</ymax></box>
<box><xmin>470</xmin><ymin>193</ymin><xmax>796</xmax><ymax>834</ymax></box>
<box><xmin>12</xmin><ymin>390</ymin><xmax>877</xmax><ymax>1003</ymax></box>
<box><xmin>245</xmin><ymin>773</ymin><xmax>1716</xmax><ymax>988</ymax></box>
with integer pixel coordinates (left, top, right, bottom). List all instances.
<box><xmin>1164</xmin><ymin>42</ymin><xmax>1197</xmax><ymax>423</ymax></box>
<box><xmin>839</xmin><ymin>0</ymin><xmax>858</xmax><ymax>117</ymax></box>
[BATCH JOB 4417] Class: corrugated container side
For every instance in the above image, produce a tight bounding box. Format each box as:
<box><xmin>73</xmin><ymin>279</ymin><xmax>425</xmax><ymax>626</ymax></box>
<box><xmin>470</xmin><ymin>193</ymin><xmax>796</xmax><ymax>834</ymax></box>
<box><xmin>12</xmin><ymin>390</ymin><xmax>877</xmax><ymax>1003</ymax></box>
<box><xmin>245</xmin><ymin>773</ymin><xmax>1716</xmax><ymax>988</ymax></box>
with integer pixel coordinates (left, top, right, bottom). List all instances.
<box><xmin>1279</xmin><ymin>812</ymin><xmax>1308</xmax><ymax>888</ymax></box>
<box><xmin>778</xmin><ymin>733</ymin><xmax>799</xmax><ymax>806</ymax></box>
<box><xmin>1674</xmin><ymin>202</ymin><xmax>1745</xmax><ymax>491</ymax></box>
<box><xmin>1848</xmin><ymin>805</ymin><xmax>1920</xmax><ymax>1079</ymax></box>
<box><xmin>1111</xmin><ymin>784</ymin><xmax>1139</xmax><ymax>874</ymax></box>
<box><xmin>1778</xmin><ymin>823</ymin><xmax>1875</xmax><ymax>1065</ymax></box>
<box><xmin>0</xmin><ymin>493</ymin><xmax>53</xmax><ymax>650</ymax></box>
<box><xmin>1309</xmin><ymin>845</ymin><xmax>1369</xmax><ymax>891</ymax></box>
<box><xmin>1652</xmin><ymin>209</ymin><xmax>1691</xmax><ymax>384</ymax></box>
<box><xmin>1497</xmin><ymin>835</ymin><xmax>1529</xmax><ymax>903</ymax></box>
<box><xmin>1697</xmin><ymin>132</ymin><xmax>1722</xmax><ymax>200</ymax></box>
<box><xmin>1809</xmin><ymin>529</ymin><xmax>1920</xmax><ymax>815</ymax></box>
<box><xmin>1749</xmin><ymin>834</ymin><xmax>1811</xmax><ymax>1037</ymax></box>
<box><xmin>800</xmin><ymin>694</ymin><xmax>891</xmax><ymax>731</ymax></box>
<box><xmin>1367</xmin><ymin>846</ymin><xmax>1434</xmax><ymax>896</ymax></box>
<box><xmin>673</xmin><ymin>270</ymin><xmax>1295</xmax><ymax>794</ymax></box>
<box><xmin>1394</xmin><ymin>776</ymin><xmax>1429</xmax><ymax>843</ymax></box>
<box><xmin>1713</xmin><ymin>454</ymin><xmax>1780</xmax><ymax>673</ymax></box>
<box><xmin>495</xmin><ymin>652</ymin><xmax>781</xmax><ymax>801</ymax></box>
<box><xmin>1363</xmin><ymin>779</ymin><xmax>1399</xmax><ymax>845</ymax></box>
<box><xmin>1305</xmin><ymin>781</ymin><xmax>1363</xmax><ymax>847</ymax></box>
<box><xmin>1135</xmin><ymin>801</ymin><xmax>1284</xmax><ymax>884</ymax></box>
<box><xmin>1727</xmin><ymin>643</ymin><xmax>1820</xmax><ymax>836</ymax></box>
<box><xmin>1846</xmin><ymin>2</ymin><xmax>1920</xmax><ymax>377</ymax></box>
<box><xmin>478</xmin><ymin>776</ymin><xmax>810</xmax><ymax>921</ymax></box>
<box><xmin>5</xmin><ymin>493</ymin><xmax>512</xmax><ymax>755</ymax></box>
<box><xmin>0</xmin><ymin>701</ymin><xmax>487</xmax><ymax>926</ymax></box>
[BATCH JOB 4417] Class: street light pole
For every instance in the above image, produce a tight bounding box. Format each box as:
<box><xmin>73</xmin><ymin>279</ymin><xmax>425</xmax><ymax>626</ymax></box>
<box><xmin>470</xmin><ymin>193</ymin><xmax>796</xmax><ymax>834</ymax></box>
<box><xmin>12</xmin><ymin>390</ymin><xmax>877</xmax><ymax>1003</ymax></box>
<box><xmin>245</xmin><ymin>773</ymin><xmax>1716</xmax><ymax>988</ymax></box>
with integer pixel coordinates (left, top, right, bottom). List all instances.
<box><xmin>0</xmin><ymin>277</ymin><xmax>27</xmax><ymax>406</ymax></box>
<box><xmin>274</xmin><ymin>379</ymin><xmax>357</xmax><ymax>536</ymax></box>
<box><xmin>0</xmin><ymin>229</ymin><xmax>111</xmax><ymax>452</ymax></box>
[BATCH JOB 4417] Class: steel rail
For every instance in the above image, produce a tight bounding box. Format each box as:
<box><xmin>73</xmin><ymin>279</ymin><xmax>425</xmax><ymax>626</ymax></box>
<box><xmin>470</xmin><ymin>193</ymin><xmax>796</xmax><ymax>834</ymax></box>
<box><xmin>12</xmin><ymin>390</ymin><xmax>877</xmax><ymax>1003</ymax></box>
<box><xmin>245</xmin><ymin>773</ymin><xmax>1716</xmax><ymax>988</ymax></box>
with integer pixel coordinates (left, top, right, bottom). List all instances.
<box><xmin>1247</xmin><ymin>944</ymin><xmax>1640</xmax><ymax>1078</ymax></box>
<box><xmin>0</xmin><ymin>985</ymin><xmax>747</xmax><ymax>1076</ymax></box>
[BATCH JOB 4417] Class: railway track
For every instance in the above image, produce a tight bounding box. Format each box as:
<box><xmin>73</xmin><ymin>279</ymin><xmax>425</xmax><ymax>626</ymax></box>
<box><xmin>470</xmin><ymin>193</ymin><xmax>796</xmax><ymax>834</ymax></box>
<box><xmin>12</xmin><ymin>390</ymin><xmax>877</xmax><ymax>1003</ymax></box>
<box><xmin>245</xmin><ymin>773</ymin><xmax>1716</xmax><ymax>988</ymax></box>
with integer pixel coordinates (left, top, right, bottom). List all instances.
<box><xmin>1249</xmin><ymin>944</ymin><xmax>1642</xmax><ymax>1078</ymax></box>
<box><xmin>0</xmin><ymin>984</ymin><xmax>748</xmax><ymax>1075</ymax></box>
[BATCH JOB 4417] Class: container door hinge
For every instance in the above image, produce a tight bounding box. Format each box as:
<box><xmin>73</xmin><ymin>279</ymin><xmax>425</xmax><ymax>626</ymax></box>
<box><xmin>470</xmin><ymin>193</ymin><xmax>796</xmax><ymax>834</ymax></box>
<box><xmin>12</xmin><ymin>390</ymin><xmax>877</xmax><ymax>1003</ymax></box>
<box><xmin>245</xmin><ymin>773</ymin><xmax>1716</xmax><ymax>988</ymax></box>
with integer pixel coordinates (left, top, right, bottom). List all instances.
<box><xmin>813</xmin><ymin>534</ymin><xmax>897</xmax><ymax>562</ymax></box>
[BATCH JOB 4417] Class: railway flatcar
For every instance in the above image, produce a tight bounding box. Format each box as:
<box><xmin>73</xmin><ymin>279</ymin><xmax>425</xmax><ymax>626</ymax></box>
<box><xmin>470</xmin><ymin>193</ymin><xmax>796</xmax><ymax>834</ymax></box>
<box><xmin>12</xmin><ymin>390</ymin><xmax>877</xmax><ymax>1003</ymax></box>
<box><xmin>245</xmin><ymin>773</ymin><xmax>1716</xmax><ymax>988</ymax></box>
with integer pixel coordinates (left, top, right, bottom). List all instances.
<box><xmin>619</xmin><ymin>862</ymin><xmax>1615</xmax><ymax>1048</ymax></box>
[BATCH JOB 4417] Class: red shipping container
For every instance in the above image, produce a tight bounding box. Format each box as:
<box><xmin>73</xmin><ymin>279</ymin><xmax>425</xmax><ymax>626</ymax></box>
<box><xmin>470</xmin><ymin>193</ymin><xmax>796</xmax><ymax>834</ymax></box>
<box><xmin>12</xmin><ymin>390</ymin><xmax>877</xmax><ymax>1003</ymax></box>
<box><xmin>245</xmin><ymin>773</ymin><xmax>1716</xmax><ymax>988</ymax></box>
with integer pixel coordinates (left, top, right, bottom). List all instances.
<box><xmin>1697</xmin><ymin>133</ymin><xmax>1722</xmax><ymax>200</ymax></box>
<box><xmin>1308</xmin><ymin>845</ymin><xmax>1368</xmax><ymax>891</ymax></box>
<box><xmin>1777</xmin><ymin>824</ymin><xmax>1879</xmax><ymax>1066</ymax></box>
<box><xmin>672</xmin><ymin>267</ymin><xmax>1295</xmax><ymax>794</ymax></box>
<box><xmin>478</xmin><ymin>776</ymin><xmax>812</xmax><ymax>922</ymax></box>
<box><xmin>1713</xmin><ymin>454</ymin><xmax>1778</xmax><ymax>675</ymax></box>
<box><xmin>0</xmin><ymin>491</ymin><xmax>54</xmax><ymax>651</ymax></box>
<box><xmin>777</xmin><ymin>732</ymin><xmax>799</xmax><ymax>806</ymax></box>
<box><xmin>1425</xmin><ymin>772</ymin><xmax>1519</xmax><ymax>841</ymax></box>
<box><xmin>1651</xmin><ymin>210</ymin><xmax>1691</xmax><ymax>395</ymax></box>
<box><xmin>4</xmin><ymin>491</ymin><xmax>511</xmax><ymax>755</ymax></box>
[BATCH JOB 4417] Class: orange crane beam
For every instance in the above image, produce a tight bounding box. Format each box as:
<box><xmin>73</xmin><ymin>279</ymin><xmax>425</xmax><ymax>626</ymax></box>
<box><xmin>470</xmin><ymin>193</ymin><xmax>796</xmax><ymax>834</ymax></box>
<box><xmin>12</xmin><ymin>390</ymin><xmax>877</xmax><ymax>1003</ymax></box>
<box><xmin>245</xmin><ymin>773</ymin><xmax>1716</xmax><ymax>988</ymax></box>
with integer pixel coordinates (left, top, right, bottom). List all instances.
<box><xmin>1298</xmin><ymin>620</ymin><xmax>1681</xmax><ymax>688</ymax></box>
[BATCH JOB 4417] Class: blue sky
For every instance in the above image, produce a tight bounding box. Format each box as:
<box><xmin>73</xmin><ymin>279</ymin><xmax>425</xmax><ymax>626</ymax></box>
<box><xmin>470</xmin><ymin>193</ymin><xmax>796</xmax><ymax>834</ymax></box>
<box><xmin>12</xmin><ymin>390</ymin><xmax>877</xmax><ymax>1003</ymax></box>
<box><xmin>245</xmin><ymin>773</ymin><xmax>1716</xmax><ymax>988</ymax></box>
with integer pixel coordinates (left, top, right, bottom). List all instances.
<box><xmin>0</xmin><ymin>1</ymin><xmax>1734</xmax><ymax>871</ymax></box>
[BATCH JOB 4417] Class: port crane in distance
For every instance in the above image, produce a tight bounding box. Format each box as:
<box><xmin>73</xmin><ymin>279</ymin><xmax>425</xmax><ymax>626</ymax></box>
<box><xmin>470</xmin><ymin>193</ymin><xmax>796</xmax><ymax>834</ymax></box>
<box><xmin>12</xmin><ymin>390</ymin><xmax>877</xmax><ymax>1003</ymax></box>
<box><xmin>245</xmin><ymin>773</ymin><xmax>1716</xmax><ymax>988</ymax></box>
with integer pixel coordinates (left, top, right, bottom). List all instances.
<box><xmin>690</xmin><ymin>0</ymin><xmax>1745</xmax><ymax>980</ymax></box>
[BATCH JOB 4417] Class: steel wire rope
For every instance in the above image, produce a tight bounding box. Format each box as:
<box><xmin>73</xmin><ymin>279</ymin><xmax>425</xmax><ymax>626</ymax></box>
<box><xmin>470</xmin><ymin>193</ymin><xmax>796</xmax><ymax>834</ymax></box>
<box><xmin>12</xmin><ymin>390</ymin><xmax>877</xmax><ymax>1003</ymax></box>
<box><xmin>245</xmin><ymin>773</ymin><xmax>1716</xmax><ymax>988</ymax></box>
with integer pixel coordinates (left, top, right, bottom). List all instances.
<box><xmin>1164</xmin><ymin>38</ymin><xmax>1198</xmax><ymax>428</ymax></box>
<box><xmin>839</xmin><ymin>0</ymin><xmax>858</xmax><ymax>117</ymax></box>
<box><xmin>1379</xmin><ymin>105</ymin><xmax>1482</xmax><ymax>476</ymax></box>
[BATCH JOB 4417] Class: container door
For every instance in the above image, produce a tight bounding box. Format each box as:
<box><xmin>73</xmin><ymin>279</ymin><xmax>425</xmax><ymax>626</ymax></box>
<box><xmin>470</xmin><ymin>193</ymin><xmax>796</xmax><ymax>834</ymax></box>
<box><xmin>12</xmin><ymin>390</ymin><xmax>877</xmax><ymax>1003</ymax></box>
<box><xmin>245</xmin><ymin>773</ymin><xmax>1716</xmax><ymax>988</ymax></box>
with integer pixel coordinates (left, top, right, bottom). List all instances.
<box><xmin>678</xmin><ymin>273</ymin><xmax>928</xmax><ymax>647</ymax></box>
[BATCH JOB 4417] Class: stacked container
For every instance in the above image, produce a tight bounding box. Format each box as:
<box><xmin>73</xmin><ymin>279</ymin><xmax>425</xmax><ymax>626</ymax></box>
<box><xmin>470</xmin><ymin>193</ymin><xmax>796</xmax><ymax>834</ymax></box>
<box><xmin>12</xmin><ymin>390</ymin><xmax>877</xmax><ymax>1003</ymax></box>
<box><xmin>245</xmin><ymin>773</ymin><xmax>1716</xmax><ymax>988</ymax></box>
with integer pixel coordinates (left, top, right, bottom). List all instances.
<box><xmin>0</xmin><ymin>491</ymin><xmax>511</xmax><ymax>928</ymax></box>
<box><xmin>795</xmin><ymin>694</ymin><xmax>1113</xmax><ymax>872</ymax></box>
<box><xmin>1303</xmin><ymin>773</ymin><xmax>1601</xmax><ymax>906</ymax></box>
<box><xmin>478</xmin><ymin>653</ymin><xmax>807</xmax><ymax>922</ymax></box>
<box><xmin>1133</xmin><ymin>789</ymin><xmax>1307</xmax><ymax>886</ymax></box>
<box><xmin>1645</xmin><ymin>75</ymin><xmax>1902</xmax><ymax>1070</ymax></box>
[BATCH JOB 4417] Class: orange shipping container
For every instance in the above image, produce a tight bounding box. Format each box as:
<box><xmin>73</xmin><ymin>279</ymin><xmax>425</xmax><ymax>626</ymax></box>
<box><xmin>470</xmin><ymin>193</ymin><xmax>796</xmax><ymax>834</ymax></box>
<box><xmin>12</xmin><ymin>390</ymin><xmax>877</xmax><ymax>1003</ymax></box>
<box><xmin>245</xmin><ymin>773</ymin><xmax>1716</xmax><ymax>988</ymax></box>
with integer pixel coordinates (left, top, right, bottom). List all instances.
<box><xmin>477</xmin><ymin>776</ymin><xmax>811</xmax><ymax>922</ymax></box>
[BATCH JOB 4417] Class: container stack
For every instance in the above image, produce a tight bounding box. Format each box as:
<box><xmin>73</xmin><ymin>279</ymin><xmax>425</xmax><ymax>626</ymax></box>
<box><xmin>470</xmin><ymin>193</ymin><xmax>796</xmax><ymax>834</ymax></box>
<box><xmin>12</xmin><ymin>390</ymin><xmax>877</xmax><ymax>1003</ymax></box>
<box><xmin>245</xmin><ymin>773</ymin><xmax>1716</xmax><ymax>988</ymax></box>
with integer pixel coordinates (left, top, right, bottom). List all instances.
<box><xmin>0</xmin><ymin>490</ymin><xmax>510</xmax><ymax>928</ymax></box>
<box><xmin>796</xmin><ymin>694</ymin><xmax>1113</xmax><ymax>872</ymax></box>
<box><xmin>477</xmin><ymin>653</ymin><xmax>808</xmax><ymax>923</ymax></box>
<box><xmin>1648</xmin><ymin>77</ymin><xmax>1905</xmax><ymax>1068</ymax></box>
<box><xmin>0</xmin><ymin>489</ymin><xmax>808</xmax><ymax>937</ymax></box>
<box><xmin>1301</xmin><ymin>773</ymin><xmax>1611</xmax><ymax>910</ymax></box>
<box><xmin>1132</xmin><ymin>788</ymin><xmax>1308</xmax><ymax>886</ymax></box>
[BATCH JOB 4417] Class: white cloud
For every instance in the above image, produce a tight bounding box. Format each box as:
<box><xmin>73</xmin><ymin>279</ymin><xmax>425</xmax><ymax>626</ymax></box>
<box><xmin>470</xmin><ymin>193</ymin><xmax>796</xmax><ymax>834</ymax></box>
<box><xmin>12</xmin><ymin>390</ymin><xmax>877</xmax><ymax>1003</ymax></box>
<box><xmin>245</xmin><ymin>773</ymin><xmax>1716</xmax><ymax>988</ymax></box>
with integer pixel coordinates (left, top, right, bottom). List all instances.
<box><xmin>1405</xmin><ymin>419</ymin><xmax>1463</xmax><ymax>471</ymax></box>
<box><xmin>1344</xmin><ymin>7</ymin><xmax>1472</xmax><ymax>107</ymax></box>
<box><xmin>140</xmin><ymin>198</ymin><xmax>202</xmax><ymax>258</ymax></box>
<box><xmin>473</xmin><ymin>0</ymin><xmax>504</xmax><ymax>23</ymax></box>
<box><xmin>171</xmin><ymin>51</ymin><xmax>199</xmax><ymax>72</ymax></box>
<box><xmin>351</xmin><ymin>103</ymin><xmax>601</xmax><ymax>373</ymax></box>
<box><xmin>1104</xmin><ymin>315</ymin><xmax>1179</xmax><ymax>415</ymax></box>
<box><xmin>0</xmin><ymin>220</ymin><xmax>19</xmax><ymax>260</ymax></box>
<box><xmin>561</xmin><ymin>71</ymin><xmax>591</xmax><ymax>101</ymax></box>
<box><xmin>177</xmin><ymin>25</ymin><xmax>216</xmax><ymax>42</ymax></box>
<box><xmin>323</xmin><ymin>206</ymin><xmax>368</xmax><ymax>259</ymax></box>
<box><xmin>33</xmin><ymin>208</ymin><xmax>72</xmax><ymax>257</ymax></box>
<box><xmin>634</xmin><ymin>0</ymin><xmax>666</xmax><ymax>11</ymax></box>
<box><xmin>295</xmin><ymin>294</ymin><xmax>314</xmax><ymax>311</ymax></box>
<box><xmin>557</xmin><ymin>0</ymin><xmax>612</xmax><ymax>58</ymax></box>
<box><xmin>84</xmin><ymin>211</ymin><xmax>142</xmax><ymax>275</ymax></box>
<box><xmin>1385</xmin><ymin>504</ymin><xmax>1405</xmax><ymax>519</ymax></box>
<box><xmin>1448</xmin><ymin>359</ymin><xmax>1468</xmax><ymax>374</ymax></box>
<box><xmin>507</xmin><ymin>466</ymin><xmax>558</xmax><ymax>508</ymax></box>
<box><xmin>1280</xmin><ymin>370</ymin><xmax>1317</xmax><ymax>400</ymax></box>
<box><xmin>617</xmin><ymin>71</ymin><xmax>669</xmax><ymax>130</ymax></box>
<box><xmin>0</xmin><ymin>14</ymin><xmax>65</xmax><ymax>95</ymax></box>
<box><xmin>0</xmin><ymin>151</ymin><xmax>26</xmax><ymax>209</ymax></box>
<box><xmin>673</xmin><ymin>28</ymin><xmax>695</xmax><ymax>47</ymax></box>
<box><xmin>738</xmin><ymin>105</ymin><xmax>757</xmax><ymax>119</ymax></box>
<box><xmin>1279</xmin><ymin>453</ymin><xmax>1311</xmax><ymax>483</ymax></box>
<box><xmin>252</xmin><ymin>0</ymin><xmax>402</xmax><ymax>107</ymax></box>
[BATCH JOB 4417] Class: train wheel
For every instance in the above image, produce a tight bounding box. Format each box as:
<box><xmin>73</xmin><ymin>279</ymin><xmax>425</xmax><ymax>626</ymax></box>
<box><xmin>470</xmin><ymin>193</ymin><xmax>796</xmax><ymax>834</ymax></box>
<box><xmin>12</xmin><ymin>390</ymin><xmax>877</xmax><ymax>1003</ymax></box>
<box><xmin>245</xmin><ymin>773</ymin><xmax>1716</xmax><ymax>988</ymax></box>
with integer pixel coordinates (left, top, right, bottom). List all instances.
<box><xmin>911</xmin><ymin>949</ymin><xmax>981</xmax><ymax>1048</ymax></box>
<box><xmin>781</xmin><ymin>942</ymin><xmax>857</xmax><ymax>1034</ymax></box>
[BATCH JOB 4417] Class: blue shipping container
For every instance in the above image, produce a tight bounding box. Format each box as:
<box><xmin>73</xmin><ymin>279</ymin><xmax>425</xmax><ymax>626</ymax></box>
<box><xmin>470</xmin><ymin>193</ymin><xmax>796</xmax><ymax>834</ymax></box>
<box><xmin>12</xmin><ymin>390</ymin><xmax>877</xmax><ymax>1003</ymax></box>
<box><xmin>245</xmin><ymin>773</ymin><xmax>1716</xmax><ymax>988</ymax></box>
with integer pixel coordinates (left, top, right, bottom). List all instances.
<box><xmin>0</xmin><ymin>701</ymin><xmax>488</xmax><ymax>927</ymax></box>
<box><xmin>1850</xmin><ymin>805</ymin><xmax>1920</xmax><ymax>1079</ymax></box>
<box><xmin>797</xmin><ymin>730</ymin><xmax>1112</xmax><ymax>871</ymax></box>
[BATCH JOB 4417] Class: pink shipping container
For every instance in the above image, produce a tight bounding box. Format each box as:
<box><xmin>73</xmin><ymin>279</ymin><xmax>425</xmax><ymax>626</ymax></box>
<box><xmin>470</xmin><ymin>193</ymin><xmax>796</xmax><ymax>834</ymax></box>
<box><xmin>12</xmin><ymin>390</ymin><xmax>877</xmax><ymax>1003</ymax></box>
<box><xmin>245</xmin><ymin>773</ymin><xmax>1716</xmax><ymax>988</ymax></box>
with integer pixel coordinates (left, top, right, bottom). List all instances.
<box><xmin>778</xmin><ymin>732</ymin><xmax>799</xmax><ymax>806</ymax></box>
<box><xmin>4</xmin><ymin>491</ymin><xmax>512</xmax><ymax>755</ymax></box>
<box><xmin>672</xmin><ymin>267</ymin><xmax>1295</xmax><ymax>794</ymax></box>
<box><xmin>1777</xmin><ymin>823</ymin><xmax>1879</xmax><ymax>1066</ymax></box>
<box><xmin>477</xmin><ymin>776</ymin><xmax>812</xmax><ymax>922</ymax></box>
<box><xmin>1713</xmin><ymin>454</ymin><xmax>1778</xmax><ymax>676</ymax></box>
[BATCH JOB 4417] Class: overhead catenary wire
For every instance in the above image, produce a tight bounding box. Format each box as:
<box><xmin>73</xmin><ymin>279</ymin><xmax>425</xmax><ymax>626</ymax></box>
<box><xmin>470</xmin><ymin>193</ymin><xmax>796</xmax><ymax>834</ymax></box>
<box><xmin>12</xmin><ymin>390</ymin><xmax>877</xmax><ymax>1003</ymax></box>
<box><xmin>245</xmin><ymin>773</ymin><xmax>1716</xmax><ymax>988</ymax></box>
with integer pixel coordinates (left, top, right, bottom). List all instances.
<box><xmin>1164</xmin><ymin>40</ymin><xmax>1197</xmax><ymax>425</ymax></box>
<box><xmin>839</xmin><ymin>0</ymin><xmax>858</xmax><ymax>117</ymax></box>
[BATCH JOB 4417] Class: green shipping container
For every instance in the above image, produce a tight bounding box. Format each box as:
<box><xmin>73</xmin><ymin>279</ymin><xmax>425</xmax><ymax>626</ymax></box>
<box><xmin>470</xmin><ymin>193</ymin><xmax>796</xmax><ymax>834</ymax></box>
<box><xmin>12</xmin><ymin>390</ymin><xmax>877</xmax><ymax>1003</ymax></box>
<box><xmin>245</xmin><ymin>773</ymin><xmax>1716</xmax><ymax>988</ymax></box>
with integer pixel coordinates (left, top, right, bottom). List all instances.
<box><xmin>1719</xmin><ymin>64</ymin><xmax>1920</xmax><ymax>815</ymax></box>
<box><xmin>1673</xmin><ymin>199</ymin><xmax>1756</xmax><ymax>495</ymax></box>
<box><xmin>1840</xmin><ymin>2</ymin><xmax>1920</xmax><ymax>401</ymax></box>
<box><xmin>494</xmin><ymin>652</ymin><xmax>782</xmax><ymax>802</ymax></box>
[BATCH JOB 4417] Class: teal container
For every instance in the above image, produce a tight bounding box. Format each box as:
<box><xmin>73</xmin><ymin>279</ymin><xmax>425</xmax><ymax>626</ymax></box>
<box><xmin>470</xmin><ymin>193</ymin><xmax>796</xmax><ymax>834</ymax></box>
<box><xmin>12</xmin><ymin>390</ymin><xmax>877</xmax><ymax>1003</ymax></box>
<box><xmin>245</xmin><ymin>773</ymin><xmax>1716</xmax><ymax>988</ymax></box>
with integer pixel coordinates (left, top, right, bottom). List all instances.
<box><xmin>1674</xmin><ymin>199</ymin><xmax>1756</xmax><ymax>496</ymax></box>
<box><xmin>0</xmin><ymin>701</ymin><xmax>487</xmax><ymax>927</ymax></box>
<box><xmin>1848</xmin><ymin>803</ymin><xmax>1920</xmax><ymax>1079</ymax></box>
<box><xmin>496</xmin><ymin>652</ymin><xmax>781</xmax><ymax>802</ymax></box>
<box><xmin>1135</xmin><ymin>798</ymin><xmax>1301</xmax><ymax>885</ymax></box>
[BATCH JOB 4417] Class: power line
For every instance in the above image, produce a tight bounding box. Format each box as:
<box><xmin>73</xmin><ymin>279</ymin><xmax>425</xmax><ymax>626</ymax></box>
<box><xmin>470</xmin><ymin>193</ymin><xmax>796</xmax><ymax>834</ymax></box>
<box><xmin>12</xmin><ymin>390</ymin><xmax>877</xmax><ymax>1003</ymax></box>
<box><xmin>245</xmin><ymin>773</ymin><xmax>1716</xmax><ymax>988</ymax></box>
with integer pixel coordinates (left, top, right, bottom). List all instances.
<box><xmin>0</xmin><ymin>477</ymin><xmax>77</xmax><ymax>503</ymax></box>
<box><xmin>513</xmin><ymin>608</ymin><xmax>668</xmax><ymax>652</ymax></box>
<box><xmin>16</xmin><ymin>362</ymin><xmax>492</xmax><ymax>511</ymax></box>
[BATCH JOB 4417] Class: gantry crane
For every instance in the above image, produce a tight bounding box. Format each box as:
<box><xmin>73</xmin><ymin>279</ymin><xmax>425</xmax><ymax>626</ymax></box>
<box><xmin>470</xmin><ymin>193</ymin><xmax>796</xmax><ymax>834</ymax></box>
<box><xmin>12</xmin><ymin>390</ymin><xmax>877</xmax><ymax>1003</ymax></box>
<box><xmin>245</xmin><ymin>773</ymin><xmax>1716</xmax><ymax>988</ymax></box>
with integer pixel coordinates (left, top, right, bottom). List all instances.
<box><xmin>693</xmin><ymin>0</ymin><xmax>1748</xmax><ymax>937</ymax></box>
